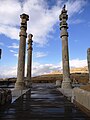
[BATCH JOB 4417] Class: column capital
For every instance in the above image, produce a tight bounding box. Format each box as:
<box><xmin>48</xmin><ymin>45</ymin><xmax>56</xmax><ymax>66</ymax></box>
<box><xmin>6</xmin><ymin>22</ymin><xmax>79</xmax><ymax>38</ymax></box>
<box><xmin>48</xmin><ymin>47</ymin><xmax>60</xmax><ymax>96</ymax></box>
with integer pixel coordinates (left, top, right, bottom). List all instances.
<box><xmin>20</xmin><ymin>13</ymin><xmax>29</xmax><ymax>30</ymax></box>
<box><xmin>28</xmin><ymin>34</ymin><xmax>33</xmax><ymax>40</ymax></box>
<box><xmin>28</xmin><ymin>34</ymin><xmax>33</xmax><ymax>44</ymax></box>
<box><xmin>59</xmin><ymin>5</ymin><xmax>68</xmax><ymax>20</ymax></box>
<box><xmin>27</xmin><ymin>34</ymin><xmax>33</xmax><ymax>50</ymax></box>
<box><xmin>20</xmin><ymin>13</ymin><xmax>29</xmax><ymax>21</ymax></box>
<box><xmin>19</xmin><ymin>13</ymin><xmax>29</xmax><ymax>37</ymax></box>
<box><xmin>59</xmin><ymin>5</ymin><xmax>68</xmax><ymax>29</ymax></box>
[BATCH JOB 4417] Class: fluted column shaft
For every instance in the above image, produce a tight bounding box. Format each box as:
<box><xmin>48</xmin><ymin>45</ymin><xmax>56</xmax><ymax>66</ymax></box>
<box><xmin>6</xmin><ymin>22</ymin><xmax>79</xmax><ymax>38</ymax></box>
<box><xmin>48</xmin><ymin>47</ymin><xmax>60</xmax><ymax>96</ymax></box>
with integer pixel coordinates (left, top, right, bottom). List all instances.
<box><xmin>15</xmin><ymin>13</ymin><xmax>29</xmax><ymax>89</ymax></box>
<box><xmin>0</xmin><ymin>49</ymin><xmax>2</xmax><ymax>59</ymax></box>
<box><xmin>59</xmin><ymin>5</ymin><xmax>71</xmax><ymax>88</ymax></box>
<box><xmin>87</xmin><ymin>48</ymin><xmax>90</xmax><ymax>83</ymax></box>
<box><xmin>27</xmin><ymin>34</ymin><xmax>33</xmax><ymax>87</ymax></box>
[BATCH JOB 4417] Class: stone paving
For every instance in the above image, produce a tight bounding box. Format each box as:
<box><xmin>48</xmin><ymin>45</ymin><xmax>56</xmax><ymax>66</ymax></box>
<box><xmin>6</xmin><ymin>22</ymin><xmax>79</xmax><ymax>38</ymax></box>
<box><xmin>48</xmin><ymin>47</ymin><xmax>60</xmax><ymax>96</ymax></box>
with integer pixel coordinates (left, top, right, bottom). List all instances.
<box><xmin>0</xmin><ymin>83</ymin><xmax>90</xmax><ymax>120</ymax></box>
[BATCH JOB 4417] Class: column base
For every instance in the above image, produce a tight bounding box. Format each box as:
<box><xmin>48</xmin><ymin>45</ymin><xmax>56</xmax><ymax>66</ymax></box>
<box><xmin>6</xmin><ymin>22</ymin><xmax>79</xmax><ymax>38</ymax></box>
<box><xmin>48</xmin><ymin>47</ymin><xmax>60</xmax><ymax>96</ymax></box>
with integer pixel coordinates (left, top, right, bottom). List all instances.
<box><xmin>15</xmin><ymin>81</ymin><xmax>25</xmax><ymax>90</ymax></box>
<box><xmin>25</xmin><ymin>79</ymin><xmax>32</xmax><ymax>88</ymax></box>
<box><xmin>56</xmin><ymin>80</ymin><xmax>61</xmax><ymax>87</ymax></box>
<box><xmin>61</xmin><ymin>81</ymin><xmax>72</xmax><ymax>89</ymax></box>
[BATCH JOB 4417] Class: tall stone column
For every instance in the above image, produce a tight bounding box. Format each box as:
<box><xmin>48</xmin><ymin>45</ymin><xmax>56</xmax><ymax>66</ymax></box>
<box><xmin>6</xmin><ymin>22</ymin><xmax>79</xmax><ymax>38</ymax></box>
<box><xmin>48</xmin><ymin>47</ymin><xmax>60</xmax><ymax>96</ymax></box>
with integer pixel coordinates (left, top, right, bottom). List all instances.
<box><xmin>0</xmin><ymin>49</ymin><xmax>2</xmax><ymax>59</ymax></box>
<box><xmin>15</xmin><ymin>13</ymin><xmax>29</xmax><ymax>89</ymax></box>
<box><xmin>87</xmin><ymin>48</ymin><xmax>90</xmax><ymax>83</ymax></box>
<box><xmin>26</xmin><ymin>34</ymin><xmax>33</xmax><ymax>87</ymax></box>
<box><xmin>59</xmin><ymin>5</ymin><xmax>71</xmax><ymax>88</ymax></box>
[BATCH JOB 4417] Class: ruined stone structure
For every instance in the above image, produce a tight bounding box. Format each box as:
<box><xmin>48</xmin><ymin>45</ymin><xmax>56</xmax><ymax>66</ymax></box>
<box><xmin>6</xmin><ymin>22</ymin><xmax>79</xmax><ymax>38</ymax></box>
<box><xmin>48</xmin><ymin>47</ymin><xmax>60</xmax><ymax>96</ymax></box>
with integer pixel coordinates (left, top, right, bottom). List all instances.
<box><xmin>26</xmin><ymin>34</ymin><xmax>33</xmax><ymax>87</ymax></box>
<box><xmin>15</xmin><ymin>13</ymin><xmax>29</xmax><ymax>89</ymax></box>
<box><xmin>59</xmin><ymin>5</ymin><xmax>71</xmax><ymax>88</ymax></box>
<box><xmin>0</xmin><ymin>49</ymin><xmax>2</xmax><ymax>59</ymax></box>
<box><xmin>87</xmin><ymin>48</ymin><xmax>90</xmax><ymax>83</ymax></box>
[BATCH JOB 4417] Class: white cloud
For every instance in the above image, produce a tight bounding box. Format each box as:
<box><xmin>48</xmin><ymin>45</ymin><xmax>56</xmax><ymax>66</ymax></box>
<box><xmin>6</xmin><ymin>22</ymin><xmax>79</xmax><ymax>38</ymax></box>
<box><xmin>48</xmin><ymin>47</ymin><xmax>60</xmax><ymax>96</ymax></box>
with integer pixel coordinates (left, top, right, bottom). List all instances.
<box><xmin>32</xmin><ymin>62</ymin><xmax>60</xmax><ymax>76</ymax></box>
<box><xmin>0</xmin><ymin>24</ymin><xmax>19</xmax><ymax>40</ymax></box>
<box><xmin>0</xmin><ymin>66</ymin><xmax>17</xmax><ymax>78</ymax></box>
<box><xmin>9</xmin><ymin>49</ymin><xmax>18</xmax><ymax>58</ymax></box>
<box><xmin>69</xmin><ymin>19</ymin><xmax>84</xmax><ymax>24</ymax></box>
<box><xmin>32</xmin><ymin>59</ymin><xmax>87</xmax><ymax>76</ymax></box>
<box><xmin>0</xmin><ymin>59</ymin><xmax>88</xmax><ymax>78</ymax></box>
<box><xmin>10</xmin><ymin>49</ymin><xmax>17</xmax><ymax>53</ymax></box>
<box><xmin>69</xmin><ymin>59</ymin><xmax>87</xmax><ymax>68</ymax></box>
<box><xmin>0</xmin><ymin>0</ymin><xmax>21</xmax><ymax>26</ymax></box>
<box><xmin>0</xmin><ymin>0</ymin><xmax>21</xmax><ymax>40</ymax></box>
<box><xmin>8</xmin><ymin>43</ymin><xmax>19</xmax><ymax>49</ymax></box>
<box><xmin>60</xmin><ymin>59</ymin><xmax>87</xmax><ymax>69</ymax></box>
<box><xmin>34</xmin><ymin>52</ymin><xmax>48</xmax><ymax>58</ymax></box>
<box><xmin>14</xmin><ymin>53</ymin><xmax>18</xmax><ymax>58</ymax></box>
<box><xmin>66</xmin><ymin>0</ymin><xmax>87</xmax><ymax>17</ymax></box>
<box><xmin>0</xmin><ymin>0</ymin><xmax>87</xmax><ymax>45</ymax></box>
<box><xmin>78</xmin><ymin>9</ymin><xmax>84</xmax><ymax>14</ymax></box>
<box><xmin>23</xmin><ymin>0</ymin><xmax>62</xmax><ymax>46</ymax></box>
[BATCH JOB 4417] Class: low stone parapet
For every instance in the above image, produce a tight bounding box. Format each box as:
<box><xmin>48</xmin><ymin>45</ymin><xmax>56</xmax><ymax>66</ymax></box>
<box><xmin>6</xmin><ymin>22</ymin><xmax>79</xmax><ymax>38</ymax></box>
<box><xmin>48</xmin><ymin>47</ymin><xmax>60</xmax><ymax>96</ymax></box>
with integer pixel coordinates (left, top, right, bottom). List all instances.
<box><xmin>11</xmin><ymin>88</ymin><xmax>29</xmax><ymax>103</ymax></box>
<box><xmin>0</xmin><ymin>88</ymin><xmax>12</xmax><ymax>105</ymax></box>
<box><xmin>72</xmin><ymin>88</ymin><xmax>90</xmax><ymax>116</ymax></box>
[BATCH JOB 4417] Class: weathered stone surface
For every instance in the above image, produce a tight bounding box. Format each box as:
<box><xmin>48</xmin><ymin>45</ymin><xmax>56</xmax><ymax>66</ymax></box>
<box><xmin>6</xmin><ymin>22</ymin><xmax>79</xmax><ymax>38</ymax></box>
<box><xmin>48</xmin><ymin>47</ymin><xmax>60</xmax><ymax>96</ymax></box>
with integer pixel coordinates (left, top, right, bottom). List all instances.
<box><xmin>61</xmin><ymin>81</ymin><xmax>71</xmax><ymax>88</ymax></box>
<box><xmin>15</xmin><ymin>13</ymin><xmax>29</xmax><ymax>89</ymax></box>
<box><xmin>26</xmin><ymin>34</ymin><xmax>33</xmax><ymax>88</ymax></box>
<box><xmin>59</xmin><ymin>5</ymin><xmax>71</xmax><ymax>88</ymax></box>
<box><xmin>0</xmin><ymin>88</ymin><xmax>12</xmax><ymax>105</ymax></box>
<box><xmin>0</xmin><ymin>84</ymin><xmax>89</xmax><ymax>119</ymax></box>
<box><xmin>72</xmin><ymin>88</ymin><xmax>90</xmax><ymax>111</ymax></box>
<box><xmin>56</xmin><ymin>80</ymin><xmax>61</xmax><ymax>87</ymax></box>
<box><xmin>87</xmin><ymin>48</ymin><xmax>90</xmax><ymax>83</ymax></box>
<box><xmin>11</xmin><ymin>88</ymin><xmax>29</xmax><ymax>103</ymax></box>
<box><xmin>0</xmin><ymin>48</ymin><xmax>2</xmax><ymax>59</ymax></box>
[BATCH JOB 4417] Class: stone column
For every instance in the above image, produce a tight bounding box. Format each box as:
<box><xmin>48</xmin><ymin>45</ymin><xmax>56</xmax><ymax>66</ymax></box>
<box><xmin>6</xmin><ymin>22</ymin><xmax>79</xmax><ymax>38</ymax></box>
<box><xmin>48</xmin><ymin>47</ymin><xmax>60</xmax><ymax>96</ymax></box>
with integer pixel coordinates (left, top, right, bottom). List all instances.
<box><xmin>87</xmin><ymin>48</ymin><xmax>90</xmax><ymax>83</ymax></box>
<box><xmin>26</xmin><ymin>34</ymin><xmax>33</xmax><ymax>87</ymax></box>
<box><xmin>0</xmin><ymin>49</ymin><xmax>2</xmax><ymax>59</ymax></box>
<box><xmin>15</xmin><ymin>13</ymin><xmax>29</xmax><ymax>89</ymax></box>
<box><xmin>59</xmin><ymin>5</ymin><xmax>71</xmax><ymax>88</ymax></box>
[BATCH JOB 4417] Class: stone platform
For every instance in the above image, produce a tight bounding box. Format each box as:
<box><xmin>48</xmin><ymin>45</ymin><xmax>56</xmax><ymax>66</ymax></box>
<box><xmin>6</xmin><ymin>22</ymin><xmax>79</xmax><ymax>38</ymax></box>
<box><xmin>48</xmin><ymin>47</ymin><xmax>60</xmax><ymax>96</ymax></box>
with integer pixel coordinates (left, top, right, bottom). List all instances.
<box><xmin>11</xmin><ymin>88</ymin><xmax>29</xmax><ymax>103</ymax></box>
<box><xmin>0</xmin><ymin>83</ymin><xmax>89</xmax><ymax>120</ymax></box>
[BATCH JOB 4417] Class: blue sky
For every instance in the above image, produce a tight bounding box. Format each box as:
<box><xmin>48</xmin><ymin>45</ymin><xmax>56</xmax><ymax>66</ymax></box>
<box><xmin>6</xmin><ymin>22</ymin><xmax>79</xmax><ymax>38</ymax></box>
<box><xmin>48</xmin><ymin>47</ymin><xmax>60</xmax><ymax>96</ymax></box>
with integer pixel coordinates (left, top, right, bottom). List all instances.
<box><xmin>0</xmin><ymin>0</ymin><xmax>90</xmax><ymax>78</ymax></box>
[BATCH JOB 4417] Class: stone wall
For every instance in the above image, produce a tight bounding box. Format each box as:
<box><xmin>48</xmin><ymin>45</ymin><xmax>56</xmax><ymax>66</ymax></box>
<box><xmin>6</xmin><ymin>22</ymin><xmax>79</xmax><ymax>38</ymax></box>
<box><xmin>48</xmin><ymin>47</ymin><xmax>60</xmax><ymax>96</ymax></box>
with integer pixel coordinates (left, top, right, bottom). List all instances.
<box><xmin>72</xmin><ymin>88</ymin><xmax>90</xmax><ymax>113</ymax></box>
<box><xmin>0</xmin><ymin>88</ymin><xmax>12</xmax><ymax>105</ymax></box>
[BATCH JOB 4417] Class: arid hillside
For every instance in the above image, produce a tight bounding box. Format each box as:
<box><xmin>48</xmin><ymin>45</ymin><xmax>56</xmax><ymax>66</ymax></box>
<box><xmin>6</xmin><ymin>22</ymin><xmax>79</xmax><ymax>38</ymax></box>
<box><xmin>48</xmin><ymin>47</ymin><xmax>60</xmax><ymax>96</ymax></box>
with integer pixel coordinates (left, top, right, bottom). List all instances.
<box><xmin>32</xmin><ymin>73</ymin><xmax>89</xmax><ymax>83</ymax></box>
<box><xmin>32</xmin><ymin>66</ymin><xmax>89</xmax><ymax>83</ymax></box>
<box><xmin>50</xmin><ymin>66</ymin><xmax>88</xmax><ymax>74</ymax></box>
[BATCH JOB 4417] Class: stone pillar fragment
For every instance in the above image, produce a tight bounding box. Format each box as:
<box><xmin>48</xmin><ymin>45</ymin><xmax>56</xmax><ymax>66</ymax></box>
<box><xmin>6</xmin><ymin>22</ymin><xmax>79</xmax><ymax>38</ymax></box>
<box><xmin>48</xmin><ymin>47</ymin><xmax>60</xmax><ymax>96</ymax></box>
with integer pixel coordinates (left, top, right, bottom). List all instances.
<box><xmin>59</xmin><ymin>5</ymin><xmax>71</xmax><ymax>88</ymax></box>
<box><xmin>0</xmin><ymin>49</ymin><xmax>2</xmax><ymax>59</ymax></box>
<box><xmin>15</xmin><ymin>13</ymin><xmax>29</xmax><ymax>89</ymax></box>
<box><xmin>87</xmin><ymin>48</ymin><xmax>90</xmax><ymax>83</ymax></box>
<box><xmin>26</xmin><ymin>34</ymin><xmax>33</xmax><ymax>87</ymax></box>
